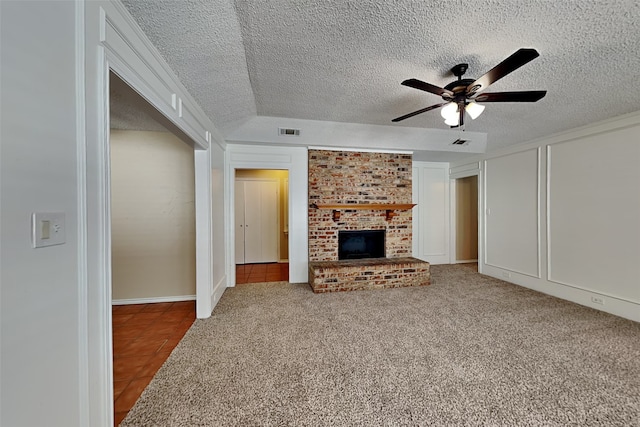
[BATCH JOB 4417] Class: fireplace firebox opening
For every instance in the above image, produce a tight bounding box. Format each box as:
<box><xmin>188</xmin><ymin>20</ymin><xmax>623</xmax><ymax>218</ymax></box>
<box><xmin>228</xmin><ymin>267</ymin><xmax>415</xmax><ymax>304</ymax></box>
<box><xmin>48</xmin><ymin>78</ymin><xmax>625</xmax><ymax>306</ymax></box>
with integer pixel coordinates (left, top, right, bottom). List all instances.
<box><xmin>338</xmin><ymin>230</ymin><xmax>385</xmax><ymax>260</ymax></box>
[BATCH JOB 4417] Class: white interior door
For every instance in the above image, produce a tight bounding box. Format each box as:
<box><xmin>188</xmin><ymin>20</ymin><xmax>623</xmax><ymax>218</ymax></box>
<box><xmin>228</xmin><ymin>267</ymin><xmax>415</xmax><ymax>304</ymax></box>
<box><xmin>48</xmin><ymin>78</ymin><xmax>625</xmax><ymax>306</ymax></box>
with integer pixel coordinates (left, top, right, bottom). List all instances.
<box><xmin>235</xmin><ymin>181</ymin><xmax>245</xmax><ymax>264</ymax></box>
<box><xmin>236</xmin><ymin>179</ymin><xmax>279</xmax><ymax>264</ymax></box>
<box><xmin>243</xmin><ymin>181</ymin><xmax>263</xmax><ymax>263</ymax></box>
<box><xmin>259</xmin><ymin>181</ymin><xmax>278</xmax><ymax>262</ymax></box>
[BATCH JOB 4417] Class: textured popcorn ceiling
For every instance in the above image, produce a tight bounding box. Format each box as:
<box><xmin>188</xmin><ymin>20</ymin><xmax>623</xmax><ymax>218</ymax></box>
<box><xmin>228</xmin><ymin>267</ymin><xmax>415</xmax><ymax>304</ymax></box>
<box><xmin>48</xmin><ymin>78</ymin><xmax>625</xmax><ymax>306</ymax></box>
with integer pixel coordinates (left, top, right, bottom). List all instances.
<box><xmin>117</xmin><ymin>0</ymin><xmax>640</xmax><ymax>154</ymax></box>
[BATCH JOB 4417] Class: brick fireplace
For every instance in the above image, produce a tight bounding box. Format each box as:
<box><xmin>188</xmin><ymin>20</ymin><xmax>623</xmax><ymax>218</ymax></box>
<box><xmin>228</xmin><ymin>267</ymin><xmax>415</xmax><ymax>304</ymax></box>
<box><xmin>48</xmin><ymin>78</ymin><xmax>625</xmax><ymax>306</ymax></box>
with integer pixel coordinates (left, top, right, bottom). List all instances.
<box><xmin>307</xmin><ymin>149</ymin><xmax>430</xmax><ymax>292</ymax></box>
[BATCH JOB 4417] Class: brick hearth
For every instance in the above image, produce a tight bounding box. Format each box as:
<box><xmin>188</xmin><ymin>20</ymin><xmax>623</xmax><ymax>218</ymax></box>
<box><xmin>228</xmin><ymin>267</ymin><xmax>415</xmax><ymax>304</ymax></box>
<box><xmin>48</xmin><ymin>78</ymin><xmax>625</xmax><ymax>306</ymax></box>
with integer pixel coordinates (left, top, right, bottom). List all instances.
<box><xmin>308</xmin><ymin>149</ymin><xmax>429</xmax><ymax>292</ymax></box>
<box><xmin>309</xmin><ymin>257</ymin><xmax>430</xmax><ymax>293</ymax></box>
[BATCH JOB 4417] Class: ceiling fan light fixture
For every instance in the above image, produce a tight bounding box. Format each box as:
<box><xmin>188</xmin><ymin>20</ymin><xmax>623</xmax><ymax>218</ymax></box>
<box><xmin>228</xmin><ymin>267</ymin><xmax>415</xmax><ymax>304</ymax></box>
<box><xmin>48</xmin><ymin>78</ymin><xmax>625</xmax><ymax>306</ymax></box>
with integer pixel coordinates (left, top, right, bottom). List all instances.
<box><xmin>465</xmin><ymin>102</ymin><xmax>485</xmax><ymax>120</ymax></box>
<box><xmin>440</xmin><ymin>102</ymin><xmax>458</xmax><ymax>120</ymax></box>
<box><xmin>444</xmin><ymin>115</ymin><xmax>459</xmax><ymax>127</ymax></box>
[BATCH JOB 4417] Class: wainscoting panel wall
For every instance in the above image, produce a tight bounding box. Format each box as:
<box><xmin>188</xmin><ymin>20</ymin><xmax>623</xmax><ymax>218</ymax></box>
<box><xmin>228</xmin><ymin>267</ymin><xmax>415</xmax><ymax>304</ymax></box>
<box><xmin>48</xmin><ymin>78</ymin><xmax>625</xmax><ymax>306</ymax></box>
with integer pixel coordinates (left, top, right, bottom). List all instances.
<box><xmin>412</xmin><ymin>162</ymin><xmax>450</xmax><ymax>264</ymax></box>
<box><xmin>484</xmin><ymin>149</ymin><xmax>540</xmax><ymax>278</ymax></box>
<box><xmin>547</xmin><ymin>125</ymin><xmax>640</xmax><ymax>303</ymax></box>
<box><xmin>451</xmin><ymin>111</ymin><xmax>640</xmax><ymax>321</ymax></box>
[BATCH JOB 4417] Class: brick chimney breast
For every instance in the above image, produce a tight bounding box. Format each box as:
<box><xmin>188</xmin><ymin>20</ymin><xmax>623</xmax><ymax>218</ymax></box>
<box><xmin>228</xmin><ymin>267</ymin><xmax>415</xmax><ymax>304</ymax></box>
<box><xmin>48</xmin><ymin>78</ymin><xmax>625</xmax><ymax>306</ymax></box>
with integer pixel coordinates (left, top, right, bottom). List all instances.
<box><xmin>308</xmin><ymin>150</ymin><xmax>413</xmax><ymax>262</ymax></box>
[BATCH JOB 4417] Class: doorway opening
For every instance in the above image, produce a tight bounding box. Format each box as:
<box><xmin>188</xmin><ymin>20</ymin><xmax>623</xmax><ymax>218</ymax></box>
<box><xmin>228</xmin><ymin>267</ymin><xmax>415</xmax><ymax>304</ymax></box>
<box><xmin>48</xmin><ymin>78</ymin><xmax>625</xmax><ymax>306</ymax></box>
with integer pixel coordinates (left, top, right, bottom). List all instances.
<box><xmin>454</xmin><ymin>175</ymin><xmax>478</xmax><ymax>267</ymax></box>
<box><xmin>109</xmin><ymin>71</ymin><xmax>197</xmax><ymax>424</ymax></box>
<box><xmin>235</xmin><ymin>169</ymin><xmax>289</xmax><ymax>284</ymax></box>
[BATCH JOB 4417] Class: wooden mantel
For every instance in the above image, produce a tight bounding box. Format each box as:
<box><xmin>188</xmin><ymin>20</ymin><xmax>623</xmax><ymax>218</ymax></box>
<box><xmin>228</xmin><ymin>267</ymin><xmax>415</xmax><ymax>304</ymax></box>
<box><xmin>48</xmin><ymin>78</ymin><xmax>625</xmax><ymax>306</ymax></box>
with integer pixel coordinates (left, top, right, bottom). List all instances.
<box><xmin>310</xmin><ymin>203</ymin><xmax>416</xmax><ymax>221</ymax></box>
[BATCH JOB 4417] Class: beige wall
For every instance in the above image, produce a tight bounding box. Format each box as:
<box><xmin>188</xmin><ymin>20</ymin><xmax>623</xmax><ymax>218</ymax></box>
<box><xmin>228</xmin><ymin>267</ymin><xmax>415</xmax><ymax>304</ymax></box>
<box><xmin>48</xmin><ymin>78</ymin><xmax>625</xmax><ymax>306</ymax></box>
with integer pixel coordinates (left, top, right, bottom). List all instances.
<box><xmin>235</xmin><ymin>169</ymin><xmax>289</xmax><ymax>260</ymax></box>
<box><xmin>456</xmin><ymin>175</ymin><xmax>478</xmax><ymax>261</ymax></box>
<box><xmin>110</xmin><ymin>130</ymin><xmax>196</xmax><ymax>301</ymax></box>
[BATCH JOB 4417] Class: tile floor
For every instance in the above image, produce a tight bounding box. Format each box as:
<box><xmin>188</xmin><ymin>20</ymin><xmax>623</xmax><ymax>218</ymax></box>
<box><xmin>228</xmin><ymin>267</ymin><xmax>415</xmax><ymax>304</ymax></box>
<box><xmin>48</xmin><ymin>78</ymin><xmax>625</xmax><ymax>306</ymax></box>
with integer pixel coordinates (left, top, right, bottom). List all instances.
<box><xmin>112</xmin><ymin>301</ymin><xmax>195</xmax><ymax>426</ymax></box>
<box><xmin>112</xmin><ymin>262</ymin><xmax>289</xmax><ymax>426</ymax></box>
<box><xmin>235</xmin><ymin>262</ymin><xmax>289</xmax><ymax>284</ymax></box>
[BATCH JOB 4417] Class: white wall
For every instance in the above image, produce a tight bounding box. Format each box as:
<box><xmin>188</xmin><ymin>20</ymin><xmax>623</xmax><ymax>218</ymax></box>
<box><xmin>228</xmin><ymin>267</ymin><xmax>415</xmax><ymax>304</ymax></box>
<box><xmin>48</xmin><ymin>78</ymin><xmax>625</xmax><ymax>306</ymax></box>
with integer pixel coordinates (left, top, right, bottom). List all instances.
<box><xmin>110</xmin><ymin>130</ymin><xmax>196</xmax><ymax>302</ymax></box>
<box><xmin>210</xmin><ymin>142</ymin><xmax>227</xmax><ymax>301</ymax></box>
<box><xmin>1</xmin><ymin>1</ymin><xmax>83</xmax><ymax>425</ymax></box>
<box><xmin>412</xmin><ymin>162</ymin><xmax>450</xmax><ymax>264</ymax></box>
<box><xmin>451</xmin><ymin>112</ymin><xmax>640</xmax><ymax>321</ymax></box>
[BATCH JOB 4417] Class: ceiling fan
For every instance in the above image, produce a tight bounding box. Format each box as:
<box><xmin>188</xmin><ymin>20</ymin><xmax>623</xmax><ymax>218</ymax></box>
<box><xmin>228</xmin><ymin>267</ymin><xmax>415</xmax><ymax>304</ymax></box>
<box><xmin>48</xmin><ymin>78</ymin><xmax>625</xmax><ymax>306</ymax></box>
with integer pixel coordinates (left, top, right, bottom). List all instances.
<box><xmin>392</xmin><ymin>48</ymin><xmax>546</xmax><ymax>127</ymax></box>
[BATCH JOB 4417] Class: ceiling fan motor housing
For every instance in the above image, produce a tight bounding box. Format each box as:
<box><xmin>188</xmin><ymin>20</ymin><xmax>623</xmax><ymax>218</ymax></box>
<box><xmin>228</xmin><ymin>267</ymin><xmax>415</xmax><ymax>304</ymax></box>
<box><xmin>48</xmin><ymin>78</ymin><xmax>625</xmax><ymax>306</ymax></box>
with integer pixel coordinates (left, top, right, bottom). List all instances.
<box><xmin>443</xmin><ymin>78</ymin><xmax>475</xmax><ymax>100</ymax></box>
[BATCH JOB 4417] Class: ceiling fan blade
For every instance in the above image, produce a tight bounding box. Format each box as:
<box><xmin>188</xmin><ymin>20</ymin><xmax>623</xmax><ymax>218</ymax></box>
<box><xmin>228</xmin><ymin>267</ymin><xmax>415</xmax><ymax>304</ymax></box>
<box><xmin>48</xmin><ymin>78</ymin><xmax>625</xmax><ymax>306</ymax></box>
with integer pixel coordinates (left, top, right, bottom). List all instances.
<box><xmin>402</xmin><ymin>79</ymin><xmax>454</xmax><ymax>97</ymax></box>
<box><xmin>392</xmin><ymin>103</ymin><xmax>447</xmax><ymax>122</ymax></box>
<box><xmin>466</xmin><ymin>48</ymin><xmax>540</xmax><ymax>95</ymax></box>
<box><xmin>474</xmin><ymin>90</ymin><xmax>547</xmax><ymax>102</ymax></box>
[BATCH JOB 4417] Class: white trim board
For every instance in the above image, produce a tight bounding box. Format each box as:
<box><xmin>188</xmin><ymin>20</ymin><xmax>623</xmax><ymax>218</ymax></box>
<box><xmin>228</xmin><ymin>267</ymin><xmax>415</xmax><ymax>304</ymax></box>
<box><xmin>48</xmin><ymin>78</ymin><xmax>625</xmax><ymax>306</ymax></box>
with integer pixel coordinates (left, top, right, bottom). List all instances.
<box><xmin>75</xmin><ymin>1</ymin><xmax>90</xmax><ymax>425</ymax></box>
<box><xmin>308</xmin><ymin>146</ymin><xmax>413</xmax><ymax>155</ymax></box>
<box><xmin>112</xmin><ymin>295</ymin><xmax>196</xmax><ymax>305</ymax></box>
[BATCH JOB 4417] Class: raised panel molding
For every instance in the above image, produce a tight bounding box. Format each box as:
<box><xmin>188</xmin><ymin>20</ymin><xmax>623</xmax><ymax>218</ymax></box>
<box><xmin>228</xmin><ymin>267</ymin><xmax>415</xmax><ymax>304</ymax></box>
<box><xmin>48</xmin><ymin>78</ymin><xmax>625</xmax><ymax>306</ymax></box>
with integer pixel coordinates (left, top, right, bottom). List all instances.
<box><xmin>412</xmin><ymin>161</ymin><xmax>450</xmax><ymax>264</ymax></box>
<box><xmin>546</xmin><ymin>129</ymin><xmax>640</xmax><ymax>304</ymax></box>
<box><xmin>484</xmin><ymin>148</ymin><xmax>541</xmax><ymax>278</ymax></box>
<box><xmin>456</xmin><ymin>111</ymin><xmax>640</xmax><ymax>321</ymax></box>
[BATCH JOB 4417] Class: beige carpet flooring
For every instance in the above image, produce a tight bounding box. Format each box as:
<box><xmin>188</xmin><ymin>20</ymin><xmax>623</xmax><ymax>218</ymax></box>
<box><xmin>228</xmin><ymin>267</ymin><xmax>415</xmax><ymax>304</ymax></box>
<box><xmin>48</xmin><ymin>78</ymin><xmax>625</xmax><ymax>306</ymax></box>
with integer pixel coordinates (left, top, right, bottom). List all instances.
<box><xmin>121</xmin><ymin>264</ymin><xmax>639</xmax><ymax>426</ymax></box>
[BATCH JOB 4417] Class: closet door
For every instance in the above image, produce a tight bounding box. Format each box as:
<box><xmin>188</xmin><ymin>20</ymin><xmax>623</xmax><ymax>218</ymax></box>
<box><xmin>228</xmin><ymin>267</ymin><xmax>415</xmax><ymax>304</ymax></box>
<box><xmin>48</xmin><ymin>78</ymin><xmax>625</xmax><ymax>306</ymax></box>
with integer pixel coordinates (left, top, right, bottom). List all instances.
<box><xmin>258</xmin><ymin>181</ymin><xmax>278</xmax><ymax>263</ymax></box>
<box><xmin>236</xmin><ymin>179</ymin><xmax>279</xmax><ymax>264</ymax></box>
<box><xmin>243</xmin><ymin>181</ymin><xmax>263</xmax><ymax>263</ymax></box>
<box><xmin>234</xmin><ymin>181</ymin><xmax>246</xmax><ymax>264</ymax></box>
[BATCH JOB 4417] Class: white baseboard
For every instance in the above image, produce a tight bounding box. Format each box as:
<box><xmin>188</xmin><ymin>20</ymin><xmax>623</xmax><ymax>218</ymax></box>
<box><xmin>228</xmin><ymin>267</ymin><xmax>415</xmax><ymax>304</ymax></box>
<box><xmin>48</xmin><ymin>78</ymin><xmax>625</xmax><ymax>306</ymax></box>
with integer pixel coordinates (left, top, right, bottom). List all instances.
<box><xmin>454</xmin><ymin>259</ymin><xmax>478</xmax><ymax>264</ymax></box>
<box><xmin>212</xmin><ymin>275</ymin><xmax>226</xmax><ymax>302</ymax></box>
<box><xmin>278</xmin><ymin>259</ymin><xmax>289</xmax><ymax>263</ymax></box>
<box><xmin>112</xmin><ymin>295</ymin><xmax>196</xmax><ymax>305</ymax></box>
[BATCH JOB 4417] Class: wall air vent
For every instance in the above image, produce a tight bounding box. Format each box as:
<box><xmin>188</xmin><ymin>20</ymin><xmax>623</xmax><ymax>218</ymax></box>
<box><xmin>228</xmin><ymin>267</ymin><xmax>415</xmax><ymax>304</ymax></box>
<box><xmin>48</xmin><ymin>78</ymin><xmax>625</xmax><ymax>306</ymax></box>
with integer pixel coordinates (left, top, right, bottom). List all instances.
<box><xmin>451</xmin><ymin>138</ymin><xmax>469</xmax><ymax>146</ymax></box>
<box><xmin>278</xmin><ymin>127</ymin><xmax>301</xmax><ymax>136</ymax></box>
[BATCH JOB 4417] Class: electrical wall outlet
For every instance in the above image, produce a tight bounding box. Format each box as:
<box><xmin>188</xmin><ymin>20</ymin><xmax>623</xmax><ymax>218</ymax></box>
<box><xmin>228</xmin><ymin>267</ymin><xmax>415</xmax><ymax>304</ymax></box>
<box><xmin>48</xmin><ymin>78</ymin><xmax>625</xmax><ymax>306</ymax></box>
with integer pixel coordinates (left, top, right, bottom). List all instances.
<box><xmin>32</xmin><ymin>212</ymin><xmax>66</xmax><ymax>248</ymax></box>
<box><xmin>591</xmin><ymin>296</ymin><xmax>605</xmax><ymax>305</ymax></box>
<box><xmin>501</xmin><ymin>271</ymin><xmax>512</xmax><ymax>279</ymax></box>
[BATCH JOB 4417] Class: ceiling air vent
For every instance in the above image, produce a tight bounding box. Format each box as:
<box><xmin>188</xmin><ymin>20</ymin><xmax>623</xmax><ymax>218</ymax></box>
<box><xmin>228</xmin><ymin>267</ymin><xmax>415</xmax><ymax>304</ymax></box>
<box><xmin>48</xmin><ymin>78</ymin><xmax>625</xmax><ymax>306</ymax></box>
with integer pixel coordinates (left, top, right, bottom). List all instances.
<box><xmin>278</xmin><ymin>127</ymin><xmax>300</xmax><ymax>136</ymax></box>
<box><xmin>451</xmin><ymin>138</ymin><xmax>469</xmax><ymax>146</ymax></box>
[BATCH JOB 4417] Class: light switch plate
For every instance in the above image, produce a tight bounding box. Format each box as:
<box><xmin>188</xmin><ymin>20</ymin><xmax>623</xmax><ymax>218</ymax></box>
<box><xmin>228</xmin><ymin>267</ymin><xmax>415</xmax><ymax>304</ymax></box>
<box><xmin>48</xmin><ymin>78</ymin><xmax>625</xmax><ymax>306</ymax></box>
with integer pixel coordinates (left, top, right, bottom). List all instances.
<box><xmin>32</xmin><ymin>212</ymin><xmax>66</xmax><ymax>248</ymax></box>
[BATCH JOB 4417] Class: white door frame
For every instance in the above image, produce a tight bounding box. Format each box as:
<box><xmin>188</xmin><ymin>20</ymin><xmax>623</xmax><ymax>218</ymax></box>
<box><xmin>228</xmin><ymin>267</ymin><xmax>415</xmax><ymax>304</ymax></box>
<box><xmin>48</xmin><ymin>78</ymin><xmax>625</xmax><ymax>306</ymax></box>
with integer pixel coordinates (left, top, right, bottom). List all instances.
<box><xmin>449</xmin><ymin>166</ymin><xmax>482</xmax><ymax>272</ymax></box>
<box><xmin>449</xmin><ymin>175</ymin><xmax>480</xmax><ymax>264</ymax></box>
<box><xmin>85</xmin><ymin>2</ymin><xmax>218</xmax><ymax>424</ymax></box>
<box><xmin>225</xmin><ymin>144</ymin><xmax>309</xmax><ymax>286</ymax></box>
